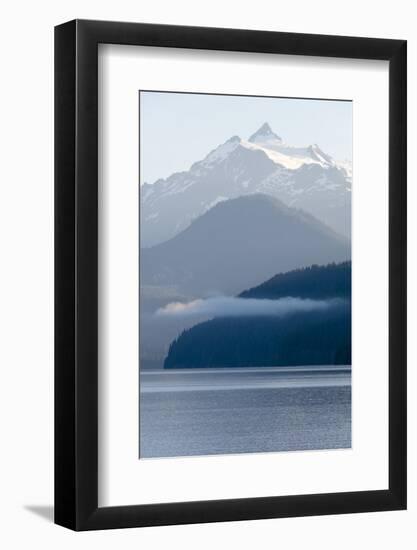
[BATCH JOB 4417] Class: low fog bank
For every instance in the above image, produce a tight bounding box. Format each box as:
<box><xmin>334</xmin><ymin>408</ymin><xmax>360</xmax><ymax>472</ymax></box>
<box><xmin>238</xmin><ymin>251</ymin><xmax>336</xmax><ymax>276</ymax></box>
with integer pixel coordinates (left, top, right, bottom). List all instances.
<box><xmin>156</xmin><ymin>295</ymin><xmax>345</xmax><ymax>319</ymax></box>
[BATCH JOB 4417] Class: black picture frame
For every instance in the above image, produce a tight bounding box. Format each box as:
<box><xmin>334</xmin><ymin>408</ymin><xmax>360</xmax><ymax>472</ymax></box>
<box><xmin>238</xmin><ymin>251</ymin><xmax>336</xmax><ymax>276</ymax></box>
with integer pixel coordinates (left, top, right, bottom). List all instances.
<box><xmin>55</xmin><ymin>19</ymin><xmax>407</xmax><ymax>531</ymax></box>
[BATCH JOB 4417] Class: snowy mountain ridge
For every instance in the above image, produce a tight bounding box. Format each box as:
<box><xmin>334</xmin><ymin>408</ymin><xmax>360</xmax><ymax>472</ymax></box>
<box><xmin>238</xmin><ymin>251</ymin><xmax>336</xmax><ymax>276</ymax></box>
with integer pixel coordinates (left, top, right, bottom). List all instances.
<box><xmin>141</xmin><ymin>123</ymin><xmax>351</xmax><ymax>247</ymax></box>
<box><xmin>193</xmin><ymin>122</ymin><xmax>345</xmax><ymax>172</ymax></box>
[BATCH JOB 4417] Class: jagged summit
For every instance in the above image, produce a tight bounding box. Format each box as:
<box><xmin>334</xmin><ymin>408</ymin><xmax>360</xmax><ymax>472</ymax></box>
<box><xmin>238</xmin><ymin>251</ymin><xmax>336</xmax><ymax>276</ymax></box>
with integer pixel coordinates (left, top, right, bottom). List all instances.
<box><xmin>249</xmin><ymin>122</ymin><xmax>282</xmax><ymax>144</ymax></box>
<box><xmin>195</xmin><ymin>134</ymin><xmax>242</xmax><ymax>168</ymax></box>
<box><xmin>308</xmin><ymin>144</ymin><xmax>334</xmax><ymax>165</ymax></box>
<box><xmin>141</xmin><ymin>123</ymin><xmax>351</xmax><ymax>247</ymax></box>
<box><xmin>194</xmin><ymin>125</ymin><xmax>335</xmax><ymax>174</ymax></box>
<box><xmin>244</xmin><ymin>126</ymin><xmax>336</xmax><ymax>171</ymax></box>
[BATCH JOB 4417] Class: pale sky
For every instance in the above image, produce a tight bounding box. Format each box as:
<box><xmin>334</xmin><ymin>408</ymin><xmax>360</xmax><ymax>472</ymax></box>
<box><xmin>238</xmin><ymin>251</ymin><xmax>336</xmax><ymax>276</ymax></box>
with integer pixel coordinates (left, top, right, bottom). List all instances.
<box><xmin>140</xmin><ymin>91</ymin><xmax>352</xmax><ymax>185</ymax></box>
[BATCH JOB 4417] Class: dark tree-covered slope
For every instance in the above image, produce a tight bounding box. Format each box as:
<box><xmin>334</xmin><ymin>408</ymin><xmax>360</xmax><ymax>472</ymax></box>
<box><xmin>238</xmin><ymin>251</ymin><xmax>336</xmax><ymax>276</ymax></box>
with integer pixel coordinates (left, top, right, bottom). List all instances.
<box><xmin>164</xmin><ymin>262</ymin><xmax>351</xmax><ymax>369</ymax></box>
<box><xmin>239</xmin><ymin>261</ymin><xmax>351</xmax><ymax>300</ymax></box>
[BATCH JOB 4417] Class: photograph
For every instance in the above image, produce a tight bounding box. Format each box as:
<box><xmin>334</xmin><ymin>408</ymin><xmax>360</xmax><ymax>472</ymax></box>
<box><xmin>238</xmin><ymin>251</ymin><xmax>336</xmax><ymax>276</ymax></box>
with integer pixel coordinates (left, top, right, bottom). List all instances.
<box><xmin>139</xmin><ymin>91</ymin><xmax>352</xmax><ymax>459</ymax></box>
<box><xmin>0</xmin><ymin>2</ymin><xmax>408</xmax><ymax>542</ymax></box>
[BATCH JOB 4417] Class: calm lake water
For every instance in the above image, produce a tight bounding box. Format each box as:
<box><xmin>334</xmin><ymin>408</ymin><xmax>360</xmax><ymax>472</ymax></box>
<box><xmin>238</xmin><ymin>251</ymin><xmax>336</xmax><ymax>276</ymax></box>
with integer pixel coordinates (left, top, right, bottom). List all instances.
<box><xmin>139</xmin><ymin>366</ymin><xmax>351</xmax><ymax>459</ymax></box>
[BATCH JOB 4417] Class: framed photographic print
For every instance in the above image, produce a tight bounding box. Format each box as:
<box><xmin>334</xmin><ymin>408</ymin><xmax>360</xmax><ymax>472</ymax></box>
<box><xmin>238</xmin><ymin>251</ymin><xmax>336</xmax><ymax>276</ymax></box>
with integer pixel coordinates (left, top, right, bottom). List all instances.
<box><xmin>55</xmin><ymin>20</ymin><xmax>407</xmax><ymax>530</ymax></box>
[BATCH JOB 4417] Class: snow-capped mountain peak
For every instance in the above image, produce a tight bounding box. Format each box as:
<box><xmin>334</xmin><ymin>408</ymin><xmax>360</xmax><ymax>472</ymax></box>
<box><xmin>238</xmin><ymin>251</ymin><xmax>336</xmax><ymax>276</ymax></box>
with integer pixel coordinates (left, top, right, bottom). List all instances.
<box><xmin>249</xmin><ymin>122</ymin><xmax>282</xmax><ymax>144</ymax></box>
<box><xmin>241</xmin><ymin>124</ymin><xmax>334</xmax><ymax>170</ymax></box>
<box><xmin>141</xmin><ymin>123</ymin><xmax>351</xmax><ymax>247</ymax></box>
<box><xmin>308</xmin><ymin>144</ymin><xmax>334</xmax><ymax>166</ymax></box>
<box><xmin>190</xmin><ymin>124</ymin><xmax>337</xmax><ymax>173</ymax></box>
<box><xmin>193</xmin><ymin>135</ymin><xmax>241</xmax><ymax>170</ymax></box>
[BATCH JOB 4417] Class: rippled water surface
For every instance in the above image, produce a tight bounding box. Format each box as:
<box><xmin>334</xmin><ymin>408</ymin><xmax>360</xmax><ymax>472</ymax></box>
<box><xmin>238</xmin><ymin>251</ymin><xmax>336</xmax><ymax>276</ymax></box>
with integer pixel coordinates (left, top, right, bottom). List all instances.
<box><xmin>139</xmin><ymin>366</ymin><xmax>351</xmax><ymax>458</ymax></box>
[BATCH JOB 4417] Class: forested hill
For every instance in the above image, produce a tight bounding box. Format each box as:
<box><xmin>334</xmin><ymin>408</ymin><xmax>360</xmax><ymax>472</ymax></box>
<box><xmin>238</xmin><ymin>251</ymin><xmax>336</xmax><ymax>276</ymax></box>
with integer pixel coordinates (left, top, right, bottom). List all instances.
<box><xmin>239</xmin><ymin>261</ymin><xmax>351</xmax><ymax>300</ymax></box>
<box><xmin>164</xmin><ymin>305</ymin><xmax>351</xmax><ymax>369</ymax></box>
<box><xmin>164</xmin><ymin>262</ymin><xmax>351</xmax><ymax>369</ymax></box>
